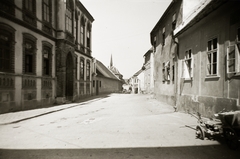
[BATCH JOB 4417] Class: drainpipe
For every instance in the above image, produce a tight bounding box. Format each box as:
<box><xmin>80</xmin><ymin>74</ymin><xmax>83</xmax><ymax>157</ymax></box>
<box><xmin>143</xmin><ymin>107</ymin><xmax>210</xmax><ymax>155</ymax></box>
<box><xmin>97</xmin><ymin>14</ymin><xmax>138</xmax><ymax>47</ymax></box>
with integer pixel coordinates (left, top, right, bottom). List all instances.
<box><xmin>172</xmin><ymin>34</ymin><xmax>179</xmax><ymax>111</ymax></box>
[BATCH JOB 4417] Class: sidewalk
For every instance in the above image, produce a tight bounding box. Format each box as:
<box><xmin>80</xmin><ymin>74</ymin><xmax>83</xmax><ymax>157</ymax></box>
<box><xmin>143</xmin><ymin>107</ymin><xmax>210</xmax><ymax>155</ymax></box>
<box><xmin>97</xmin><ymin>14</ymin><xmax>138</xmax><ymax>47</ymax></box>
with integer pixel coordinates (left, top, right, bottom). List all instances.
<box><xmin>0</xmin><ymin>94</ymin><xmax>110</xmax><ymax>125</ymax></box>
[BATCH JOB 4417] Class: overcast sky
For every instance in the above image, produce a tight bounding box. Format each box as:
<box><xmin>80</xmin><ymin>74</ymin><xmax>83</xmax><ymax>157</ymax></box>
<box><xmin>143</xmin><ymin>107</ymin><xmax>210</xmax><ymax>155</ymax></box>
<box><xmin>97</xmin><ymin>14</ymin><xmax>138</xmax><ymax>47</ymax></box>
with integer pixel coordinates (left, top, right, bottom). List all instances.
<box><xmin>81</xmin><ymin>0</ymin><xmax>172</xmax><ymax>79</ymax></box>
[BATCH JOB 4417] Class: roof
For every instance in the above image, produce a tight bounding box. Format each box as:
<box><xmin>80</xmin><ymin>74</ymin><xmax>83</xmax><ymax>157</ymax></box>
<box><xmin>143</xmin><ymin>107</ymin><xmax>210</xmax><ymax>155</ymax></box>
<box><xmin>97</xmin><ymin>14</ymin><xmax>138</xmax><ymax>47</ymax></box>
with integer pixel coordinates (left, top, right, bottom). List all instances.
<box><xmin>96</xmin><ymin>60</ymin><xmax>120</xmax><ymax>80</ymax></box>
<box><xmin>150</xmin><ymin>0</ymin><xmax>176</xmax><ymax>44</ymax></box>
<box><xmin>143</xmin><ymin>47</ymin><xmax>153</xmax><ymax>57</ymax></box>
<box><xmin>109</xmin><ymin>66</ymin><xmax>121</xmax><ymax>75</ymax></box>
<box><xmin>133</xmin><ymin>69</ymin><xmax>143</xmax><ymax>77</ymax></box>
<box><xmin>174</xmin><ymin>0</ymin><xmax>227</xmax><ymax>36</ymax></box>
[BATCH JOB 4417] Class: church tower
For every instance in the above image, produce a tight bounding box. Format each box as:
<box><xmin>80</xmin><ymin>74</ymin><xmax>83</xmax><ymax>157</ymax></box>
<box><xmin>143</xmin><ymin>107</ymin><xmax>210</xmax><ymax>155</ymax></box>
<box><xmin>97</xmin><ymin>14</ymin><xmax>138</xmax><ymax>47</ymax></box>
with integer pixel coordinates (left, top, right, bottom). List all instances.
<box><xmin>109</xmin><ymin>55</ymin><xmax>123</xmax><ymax>80</ymax></box>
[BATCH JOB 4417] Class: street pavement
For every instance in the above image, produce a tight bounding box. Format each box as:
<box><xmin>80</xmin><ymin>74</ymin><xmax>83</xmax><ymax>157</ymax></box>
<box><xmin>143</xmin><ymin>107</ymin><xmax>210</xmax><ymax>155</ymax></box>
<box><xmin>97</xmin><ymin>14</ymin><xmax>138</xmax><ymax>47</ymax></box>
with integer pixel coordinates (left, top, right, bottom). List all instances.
<box><xmin>0</xmin><ymin>93</ymin><xmax>239</xmax><ymax>159</ymax></box>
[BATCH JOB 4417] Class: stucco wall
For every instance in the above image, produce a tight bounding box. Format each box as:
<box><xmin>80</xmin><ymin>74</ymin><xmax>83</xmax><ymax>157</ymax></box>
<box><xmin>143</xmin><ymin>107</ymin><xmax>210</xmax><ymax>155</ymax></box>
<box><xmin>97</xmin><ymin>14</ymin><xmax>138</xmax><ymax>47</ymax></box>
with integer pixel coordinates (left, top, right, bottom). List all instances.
<box><xmin>176</xmin><ymin>1</ymin><xmax>240</xmax><ymax>117</ymax></box>
<box><xmin>95</xmin><ymin>77</ymin><xmax>122</xmax><ymax>94</ymax></box>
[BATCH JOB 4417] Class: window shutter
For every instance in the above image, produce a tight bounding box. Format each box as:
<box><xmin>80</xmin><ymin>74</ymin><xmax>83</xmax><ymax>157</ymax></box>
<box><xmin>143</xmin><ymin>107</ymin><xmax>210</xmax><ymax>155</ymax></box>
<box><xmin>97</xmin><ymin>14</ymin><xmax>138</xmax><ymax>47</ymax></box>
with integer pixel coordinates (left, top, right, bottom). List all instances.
<box><xmin>182</xmin><ymin>60</ymin><xmax>190</xmax><ymax>78</ymax></box>
<box><xmin>236</xmin><ymin>43</ymin><xmax>240</xmax><ymax>72</ymax></box>
<box><xmin>227</xmin><ymin>45</ymin><xmax>236</xmax><ymax>73</ymax></box>
<box><xmin>191</xmin><ymin>56</ymin><xmax>193</xmax><ymax>77</ymax></box>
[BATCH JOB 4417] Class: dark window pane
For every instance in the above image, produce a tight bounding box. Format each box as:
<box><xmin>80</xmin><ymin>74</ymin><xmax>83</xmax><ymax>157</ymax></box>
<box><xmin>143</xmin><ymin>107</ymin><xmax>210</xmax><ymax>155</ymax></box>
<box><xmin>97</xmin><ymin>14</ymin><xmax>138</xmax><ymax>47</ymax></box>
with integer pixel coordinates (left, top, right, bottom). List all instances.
<box><xmin>213</xmin><ymin>63</ymin><xmax>217</xmax><ymax>74</ymax></box>
<box><xmin>213</xmin><ymin>52</ymin><xmax>217</xmax><ymax>63</ymax></box>
<box><xmin>208</xmin><ymin>41</ymin><xmax>212</xmax><ymax>51</ymax></box>
<box><xmin>213</xmin><ymin>38</ymin><xmax>217</xmax><ymax>49</ymax></box>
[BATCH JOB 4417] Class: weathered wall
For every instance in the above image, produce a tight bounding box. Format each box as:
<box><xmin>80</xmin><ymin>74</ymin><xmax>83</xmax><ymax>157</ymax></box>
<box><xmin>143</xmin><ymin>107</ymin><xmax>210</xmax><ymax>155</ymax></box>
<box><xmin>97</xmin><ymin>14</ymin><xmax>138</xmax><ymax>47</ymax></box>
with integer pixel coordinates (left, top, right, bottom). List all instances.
<box><xmin>176</xmin><ymin>1</ymin><xmax>240</xmax><ymax>117</ymax></box>
<box><xmin>95</xmin><ymin>77</ymin><xmax>122</xmax><ymax>94</ymax></box>
<box><xmin>153</xmin><ymin>0</ymin><xmax>182</xmax><ymax>106</ymax></box>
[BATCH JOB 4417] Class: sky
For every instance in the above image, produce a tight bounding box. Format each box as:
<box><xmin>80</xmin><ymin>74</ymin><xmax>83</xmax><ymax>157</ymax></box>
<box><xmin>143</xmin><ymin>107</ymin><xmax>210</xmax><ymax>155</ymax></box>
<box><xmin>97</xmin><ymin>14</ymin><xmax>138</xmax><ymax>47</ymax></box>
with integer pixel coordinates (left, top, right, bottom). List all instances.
<box><xmin>81</xmin><ymin>0</ymin><xmax>172</xmax><ymax>79</ymax></box>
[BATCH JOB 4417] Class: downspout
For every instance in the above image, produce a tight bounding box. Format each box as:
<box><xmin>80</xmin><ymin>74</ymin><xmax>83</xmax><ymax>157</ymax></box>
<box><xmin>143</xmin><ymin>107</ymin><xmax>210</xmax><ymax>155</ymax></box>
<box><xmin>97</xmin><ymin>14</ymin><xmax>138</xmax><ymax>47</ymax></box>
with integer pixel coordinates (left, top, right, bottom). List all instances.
<box><xmin>172</xmin><ymin>34</ymin><xmax>179</xmax><ymax>111</ymax></box>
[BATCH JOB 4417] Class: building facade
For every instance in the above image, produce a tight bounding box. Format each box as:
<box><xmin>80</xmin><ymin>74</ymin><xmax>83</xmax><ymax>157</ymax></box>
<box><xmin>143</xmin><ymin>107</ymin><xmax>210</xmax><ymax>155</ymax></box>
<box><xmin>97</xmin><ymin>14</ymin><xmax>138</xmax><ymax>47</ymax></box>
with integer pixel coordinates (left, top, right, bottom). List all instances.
<box><xmin>0</xmin><ymin>0</ymin><xmax>94</xmax><ymax>113</ymax></box>
<box><xmin>143</xmin><ymin>47</ymin><xmax>154</xmax><ymax>94</ymax></box>
<box><xmin>55</xmin><ymin>0</ymin><xmax>94</xmax><ymax>103</ymax></box>
<box><xmin>174</xmin><ymin>0</ymin><xmax>240</xmax><ymax>117</ymax></box>
<box><xmin>92</xmin><ymin>59</ymin><xmax>123</xmax><ymax>95</ymax></box>
<box><xmin>151</xmin><ymin>0</ymin><xmax>240</xmax><ymax>117</ymax></box>
<box><xmin>150</xmin><ymin>0</ymin><xmax>182</xmax><ymax>106</ymax></box>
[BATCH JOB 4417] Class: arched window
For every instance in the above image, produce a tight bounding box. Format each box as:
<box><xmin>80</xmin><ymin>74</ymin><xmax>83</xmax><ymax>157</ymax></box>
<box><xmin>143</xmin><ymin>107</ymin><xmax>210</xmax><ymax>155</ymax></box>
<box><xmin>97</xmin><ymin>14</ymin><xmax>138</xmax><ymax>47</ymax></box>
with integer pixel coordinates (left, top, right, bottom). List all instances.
<box><xmin>0</xmin><ymin>23</ymin><xmax>15</xmax><ymax>73</ymax></box>
<box><xmin>23</xmin><ymin>33</ymin><xmax>37</xmax><ymax>74</ymax></box>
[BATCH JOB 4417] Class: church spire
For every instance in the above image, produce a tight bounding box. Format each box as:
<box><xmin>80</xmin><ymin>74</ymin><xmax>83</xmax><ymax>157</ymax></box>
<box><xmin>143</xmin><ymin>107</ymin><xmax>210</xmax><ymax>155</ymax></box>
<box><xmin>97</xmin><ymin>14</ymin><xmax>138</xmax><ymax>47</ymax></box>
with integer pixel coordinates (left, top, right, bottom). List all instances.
<box><xmin>110</xmin><ymin>54</ymin><xmax>113</xmax><ymax>67</ymax></box>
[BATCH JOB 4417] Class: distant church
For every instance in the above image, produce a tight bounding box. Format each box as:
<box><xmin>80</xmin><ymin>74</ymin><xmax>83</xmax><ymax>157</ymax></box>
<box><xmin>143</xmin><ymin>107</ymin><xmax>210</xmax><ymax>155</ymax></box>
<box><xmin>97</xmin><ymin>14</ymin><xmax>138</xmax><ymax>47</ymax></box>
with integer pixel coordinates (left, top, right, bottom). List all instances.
<box><xmin>108</xmin><ymin>55</ymin><xmax>123</xmax><ymax>80</ymax></box>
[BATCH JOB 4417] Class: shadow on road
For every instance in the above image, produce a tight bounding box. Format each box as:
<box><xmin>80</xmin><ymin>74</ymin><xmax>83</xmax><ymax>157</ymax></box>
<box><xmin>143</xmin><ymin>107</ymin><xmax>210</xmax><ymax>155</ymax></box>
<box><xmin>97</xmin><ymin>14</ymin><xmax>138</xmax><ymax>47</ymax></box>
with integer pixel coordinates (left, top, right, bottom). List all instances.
<box><xmin>0</xmin><ymin>145</ymin><xmax>239</xmax><ymax>159</ymax></box>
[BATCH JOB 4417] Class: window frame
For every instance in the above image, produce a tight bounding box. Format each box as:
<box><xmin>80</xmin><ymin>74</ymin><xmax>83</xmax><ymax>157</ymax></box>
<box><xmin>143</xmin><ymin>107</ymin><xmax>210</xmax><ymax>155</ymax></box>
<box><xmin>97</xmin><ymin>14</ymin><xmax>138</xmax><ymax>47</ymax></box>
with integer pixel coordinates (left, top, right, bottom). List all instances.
<box><xmin>206</xmin><ymin>37</ymin><xmax>218</xmax><ymax>76</ymax></box>
<box><xmin>227</xmin><ymin>28</ymin><xmax>240</xmax><ymax>74</ymax></box>
<box><xmin>86</xmin><ymin>60</ymin><xmax>90</xmax><ymax>80</ymax></box>
<box><xmin>162</xmin><ymin>61</ymin><xmax>170</xmax><ymax>82</ymax></box>
<box><xmin>80</xmin><ymin>58</ymin><xmax>85</xmax><ymax>80</ymax></box>
<box><xmin>42</xmin><ymin>41</ymin><xmax>52</xmax><ymax>76</ymax></box>
<box><xmin>0</xmin><ymin>0</ymin><xmax>15</xmax><ymax>16</ymax></box>
<box><xmin>22</xmin><ymin>0</ymin><xmax>36</xmax><ymax>26</ymax></box>
<box><xmin>162</xmin><ymin>27</ymin><xmax>165</xmax><ymax>46</ymax></box>
<box><xmin>0</xmin><ymin>24</ymin><xmax>15</xmax><ymax>73</ymax></box>
<box><xmin>23</xmin><ymin>33</ymin><xmax>37</xmax><ymax>75</ymax></box>
<box><xmin>42</xmin><ymin>0</ymin><xmax>52</xmax><ymax>34</ymax></box>
<box><xmin>87</xmin><ymin>28</ymin><xmax>91</xmax><ymax>48</ymax></box>
<box><xmin>182</xmin><ymin>49</ymin><xmax>193</xmax><ymax>79</ymax></box>
<box><xmin>80</xmin><ymin>17</ymin><xmax>85</xmax><ymax>46</ymax></box>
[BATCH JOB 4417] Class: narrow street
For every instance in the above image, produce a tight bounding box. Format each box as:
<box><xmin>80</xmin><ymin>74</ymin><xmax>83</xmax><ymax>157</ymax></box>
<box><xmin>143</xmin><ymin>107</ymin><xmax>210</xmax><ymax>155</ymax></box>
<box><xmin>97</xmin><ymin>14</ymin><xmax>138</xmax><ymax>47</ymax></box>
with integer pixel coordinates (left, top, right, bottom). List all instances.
<box><xmin>0</xmin><ymin>94</ymin><xmax>239</xmax><ymax>159</ymax></box>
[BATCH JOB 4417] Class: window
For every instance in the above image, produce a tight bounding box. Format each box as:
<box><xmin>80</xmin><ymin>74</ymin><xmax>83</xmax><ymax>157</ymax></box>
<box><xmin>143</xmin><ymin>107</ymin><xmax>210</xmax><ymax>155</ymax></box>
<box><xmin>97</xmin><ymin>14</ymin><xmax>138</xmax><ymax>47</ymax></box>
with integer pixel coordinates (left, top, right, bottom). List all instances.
<box><xmin>93</xmin><ymin>80</ymin><xmax>95</xmax><ymax>87</ymax></box>
<box><xmin>43</xmin><ymin>0</ymin><xmax>50</xmax><ymax>22</ymax></box>
<box><xmin>227</xmin><ymin>28</ymin><xmax>240</xmax><ymax>73</ymax></box>
<box><xmin>87</xmin><ymin>28</ymin><xmax>90</xmax><ymax>48</ymax></box>
<box><xmin>86</xmin><ymin>60</ymin><xmax>90</xmax><ymax>80</ymax></box>
<box><xmin>162</xmin><ymin>27</ymin><xmax>165</xmax><ymax>46</ymax></box>
<box><xmin>162</xmin><ymin>61</ymin><xmax>170</xmax><ymax>82</ymax></box>
<box><xmin>80</xmin><ymin>18</ymin><xmax>85</xmax><ymax>45</ymax></box>
<box><xmin>23</xmin><ymin>0</ymin><xmax>36</xmax><ymax>26</ymax></box>
<box><xmin>42</xmin><ymin>0</ymin><xmax>52</xmax><ymax>34</ymax></box>
<box><xmin>75</xmin><ymin>13</ymin><xmax>79</xmax><ymax>44</ymax></box>
<box><xmin>43</xmin><ymin>47</ymin><xmax>50</xmax><ymax>75</ymax></box>
<box><xmin>66</xmin><ymin>0</ymin><xmax>73</xmax><ymax>34</ymax></box>
<box><xmin>153</xmin><ymin>36</ymin><xmax>157</xmax><ymax>52</ymax></box>
<box><xmin>66</xmin><ymin>9</ymin><xmax>72</xmax><ymax>34</ymax></box>
<box><xmin>0</xmin><ymin>0</ymin><xmax>15</xmax><ymax>16</ymax></box>
<box><xmin>42</xmin><ymin>42</ymin><xmax>52</xmax><ymax>76</ymax></box>
<box><xmin>23</xmin><ymin>34</ymin><xmax>37</xmax><ymax>74</ymax></box>
<box><xmin>207</xmin><ymin>38</ymin><xmax>218</xmax><ymax>76</ymax></box>
<box><xmin>0</xmin><ymin>31</ymin><xmax>12</xmax><ymax>72</ymax></box>
<box><xmin>80</xmin><ymin>58</ymin><xmax>84</xmax><ymax>80</ymax></box>
<box><xmin>172</xmin><ymin>13</ymin><xmax>176</xmax><ymax>30</ymax></box>
<box><xmin>182</xmin><ymin>49</ymin><xmax>193</xmax><ymax>78</ymax></box>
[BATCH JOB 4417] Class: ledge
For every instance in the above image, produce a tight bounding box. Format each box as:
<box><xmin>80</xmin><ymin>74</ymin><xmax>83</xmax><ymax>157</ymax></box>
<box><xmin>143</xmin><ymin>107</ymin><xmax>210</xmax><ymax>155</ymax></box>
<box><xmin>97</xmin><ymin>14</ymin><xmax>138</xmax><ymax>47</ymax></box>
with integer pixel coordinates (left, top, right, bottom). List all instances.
<box><xmin>205</xmin><ymin>75</ymin><xmax>220</xmax><ymax>79</ymax></box>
